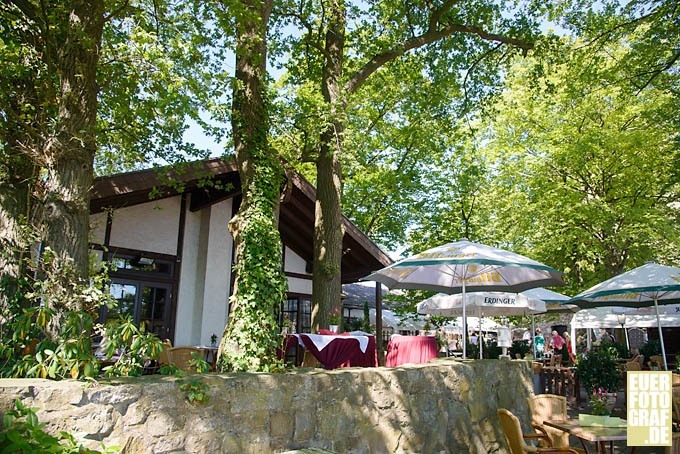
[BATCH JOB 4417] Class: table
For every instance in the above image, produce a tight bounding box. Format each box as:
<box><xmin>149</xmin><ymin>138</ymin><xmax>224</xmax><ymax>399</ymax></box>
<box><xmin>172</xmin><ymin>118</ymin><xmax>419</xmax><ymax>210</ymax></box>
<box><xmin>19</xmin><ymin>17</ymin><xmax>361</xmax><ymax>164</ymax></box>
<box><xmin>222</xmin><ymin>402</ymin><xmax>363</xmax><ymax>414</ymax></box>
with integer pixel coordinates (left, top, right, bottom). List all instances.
<box><xmin>195</xmin><ymin>346</ymin><xmax>218</xmax><ymax>370</ymax></box>
<box><xmin>543</xmin><ymin>419</ymin><xmax>634</xmax><ymax>454</ymax></box>
<box><xmin>385</xmin><ymin>335</ymin><xmax>439</xmax><ymax>367</ymax></box>
<box><xmin>278</xmin><ymin>333</ymin><xmax>377</xmax><ymax>370</ymax></box>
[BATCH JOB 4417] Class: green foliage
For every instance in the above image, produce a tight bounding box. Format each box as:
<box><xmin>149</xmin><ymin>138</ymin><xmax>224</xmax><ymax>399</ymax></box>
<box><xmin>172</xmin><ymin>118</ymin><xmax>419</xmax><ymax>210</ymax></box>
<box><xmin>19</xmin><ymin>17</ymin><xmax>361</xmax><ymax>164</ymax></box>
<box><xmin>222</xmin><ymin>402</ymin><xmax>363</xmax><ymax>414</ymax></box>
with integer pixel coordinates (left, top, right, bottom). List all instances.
<box><xmin>0</xmin><ymin>399</ymin><xmax>117</xmax><ymax>453</ymax></box>
<box><xmin>362</xmin><ymin>301</ymin><xmax>371</xmax><ymax>333</ymax></box>
<box><xmin>0</xmin><ymin>251</ymin><xmax>116</xmax><ymax>380</ymax></box>
<box><xmin>98</xmin><ymin>316</ymin><xmax>163</xmax><ymax>377</ymax></box>
<box><xmin>179</xmin><ymin>379</ymin><xmax>210</xmax><ymax>404</ymax></box>
<box><xmin>345</xmin><ymin>318</ymin><xmax>363</xmax><ymax>332</ymax></box>
<box><xmin>589</xmin><ymin>389</ymin><xmax>613</xmax><ymax>416</ymax></box>
<box><xmin>575</xmin><ymin>347</ymin><xmax>621</xmax><ymax>393</ymax></box>
<box><xmin>510</xmin><ymin>340</ymin><xmax>532</xmax><ymax>358</ymax></box>
<box><xmin>159</xmin><ymin>362</ymin><xmax>182</xmax><ymax>376</ymax></box>
<box><xmin>188</xmin><ymin>352</ymin><xmax>212</xmax><ymax>374</ymax></box>
<box><xmin>639</xmin><ymin>339</ymin><xmax>661</xmax><ymax>366</ymax></box>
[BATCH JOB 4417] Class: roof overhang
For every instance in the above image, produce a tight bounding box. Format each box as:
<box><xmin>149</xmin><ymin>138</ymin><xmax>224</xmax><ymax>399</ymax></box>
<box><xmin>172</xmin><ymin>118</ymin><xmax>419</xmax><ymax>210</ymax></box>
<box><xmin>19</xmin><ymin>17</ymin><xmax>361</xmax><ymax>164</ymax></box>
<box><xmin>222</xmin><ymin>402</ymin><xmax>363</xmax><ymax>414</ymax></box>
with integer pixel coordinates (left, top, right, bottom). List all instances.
<box><xmin>91</xmin><ymin>158</ymin><xmax>393</xmax><ymax>283</ymax></box>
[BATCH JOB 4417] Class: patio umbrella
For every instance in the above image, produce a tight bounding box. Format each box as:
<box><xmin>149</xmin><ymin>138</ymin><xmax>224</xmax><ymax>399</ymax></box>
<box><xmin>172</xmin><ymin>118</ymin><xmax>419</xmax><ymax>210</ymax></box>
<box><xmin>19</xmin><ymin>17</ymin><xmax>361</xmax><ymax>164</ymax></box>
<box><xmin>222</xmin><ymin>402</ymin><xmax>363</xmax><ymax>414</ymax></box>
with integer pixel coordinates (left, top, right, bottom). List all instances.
<box><xmin>363</xmin><ymin>239</ymin><xmax>564</xmax><ymax>358</ymax></box>
<box><xmin>417</xmin><ymin>291</ymin><xmax>547</xmax><ymax>358</ymax></box>
<box><xmin>569</xmin><ymin>262</ymin><xmax>680</xmax><ymax>370</ymax></box>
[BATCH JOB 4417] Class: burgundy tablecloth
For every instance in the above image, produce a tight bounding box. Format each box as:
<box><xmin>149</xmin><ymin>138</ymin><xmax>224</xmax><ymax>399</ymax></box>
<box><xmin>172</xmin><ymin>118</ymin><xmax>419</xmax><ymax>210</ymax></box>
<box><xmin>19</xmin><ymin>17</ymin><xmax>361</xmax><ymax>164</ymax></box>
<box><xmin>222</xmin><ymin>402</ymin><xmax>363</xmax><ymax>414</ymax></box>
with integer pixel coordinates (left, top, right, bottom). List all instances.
<box><xmin>299</xmin><ymin>333</ymin><xmax>377</xmax><ymax>370</ymax></box>
<box><xmin>385</xmin><ymin>335</ymin><xmax>439</xmax><ymax>367</ymax></box>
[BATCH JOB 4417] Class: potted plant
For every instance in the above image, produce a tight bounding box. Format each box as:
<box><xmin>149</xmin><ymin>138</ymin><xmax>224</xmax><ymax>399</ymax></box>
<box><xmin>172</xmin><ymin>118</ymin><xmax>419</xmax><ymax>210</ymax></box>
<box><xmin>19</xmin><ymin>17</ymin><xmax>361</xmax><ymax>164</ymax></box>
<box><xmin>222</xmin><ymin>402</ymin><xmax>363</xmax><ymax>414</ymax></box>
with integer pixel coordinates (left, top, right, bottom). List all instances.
<box><xmin>329</xmin><ymin>307</ymin><xmax>341</xmax><ymax>333</ymax></box>
<box><xmin>579</xmin><ymin>388</ymin><xmax>615</xmax><ymax>426</ymax></box>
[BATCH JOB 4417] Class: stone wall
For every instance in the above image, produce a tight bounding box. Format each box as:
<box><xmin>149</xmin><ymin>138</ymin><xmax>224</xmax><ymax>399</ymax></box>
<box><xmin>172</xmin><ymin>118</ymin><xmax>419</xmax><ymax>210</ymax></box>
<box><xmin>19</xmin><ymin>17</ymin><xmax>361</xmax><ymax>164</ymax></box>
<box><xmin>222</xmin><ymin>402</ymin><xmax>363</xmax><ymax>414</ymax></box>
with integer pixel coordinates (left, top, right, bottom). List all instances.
<box><xmin>0</xmin><ymin>359</ymin><xmax>534</xmax><ymax>453</ymax></box>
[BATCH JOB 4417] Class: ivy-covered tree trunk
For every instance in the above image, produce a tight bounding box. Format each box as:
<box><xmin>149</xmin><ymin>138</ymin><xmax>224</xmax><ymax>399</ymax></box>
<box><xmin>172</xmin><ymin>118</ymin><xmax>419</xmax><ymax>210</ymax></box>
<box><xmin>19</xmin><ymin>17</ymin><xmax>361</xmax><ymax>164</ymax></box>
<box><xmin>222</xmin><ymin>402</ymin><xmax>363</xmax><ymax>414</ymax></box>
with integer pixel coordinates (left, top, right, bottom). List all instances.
<box><xmin>312</xmin><ymin>0</ymin><xmax>346</xmax><ymax>332</ymax></box>
<box><xmin>216</xmin><ymin>0</ymin><xmax>287</xmax><ymax>372</ymax></box>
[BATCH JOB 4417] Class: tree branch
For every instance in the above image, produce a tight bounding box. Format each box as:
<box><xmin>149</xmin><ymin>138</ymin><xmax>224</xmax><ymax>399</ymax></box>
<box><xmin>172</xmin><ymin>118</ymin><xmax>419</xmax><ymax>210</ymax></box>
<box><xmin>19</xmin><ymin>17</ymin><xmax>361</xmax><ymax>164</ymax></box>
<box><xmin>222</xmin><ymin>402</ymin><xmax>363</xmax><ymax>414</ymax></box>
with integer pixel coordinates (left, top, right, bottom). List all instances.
<box><xmin>7</xmin><ymin>0</ymin><xmax>40</xmax><ymax>23</ymax></box>
<box><xmin>346</xmin><ymin>23</ymin><xmax>533</xmax><ymax>94</ymax></box>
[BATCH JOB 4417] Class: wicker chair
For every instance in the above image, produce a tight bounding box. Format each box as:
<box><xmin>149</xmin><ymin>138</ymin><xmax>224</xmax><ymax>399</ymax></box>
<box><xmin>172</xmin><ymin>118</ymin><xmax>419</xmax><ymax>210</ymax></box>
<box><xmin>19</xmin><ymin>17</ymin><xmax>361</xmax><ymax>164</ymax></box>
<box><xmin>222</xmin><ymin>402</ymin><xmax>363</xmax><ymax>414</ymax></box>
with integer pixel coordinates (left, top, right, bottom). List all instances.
<box><xmin>498</xmin><ymin>409</ymin><xmax>579</xmax><ymax>454</ymax></box>
<box><xmin>650</xmin><ymin>355</ymin><xmax>664</xmax><ymax>370</ymax></box>
<box><xmin>168</xmin><ymin>346</ymin><xmax>202</xmax><ymax>372</ymax></box>
<box><xmin>301</xmin><ymin>350</ymin><xmax>321</xmax><ymax>368</ymax></box>
<box><xmin>157</xmin><ymin>339</ymin><xmax>173</xmax><ymax>366</ymax></box>
<box><xmin>527</xmin><ymin>394</ymin><xmax>584</xmax><ymax>453</ymax></box>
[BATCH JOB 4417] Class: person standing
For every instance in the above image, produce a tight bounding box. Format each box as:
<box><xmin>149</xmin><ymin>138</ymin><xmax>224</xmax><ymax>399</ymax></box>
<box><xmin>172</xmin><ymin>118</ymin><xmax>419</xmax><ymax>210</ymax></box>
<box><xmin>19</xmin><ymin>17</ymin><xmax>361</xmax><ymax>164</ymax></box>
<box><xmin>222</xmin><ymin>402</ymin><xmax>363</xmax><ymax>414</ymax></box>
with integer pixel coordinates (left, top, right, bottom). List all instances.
<box><xmin>551</xmin><ymin>330</ymin><xmax>566</xmax><ymax>360</ymax></box>
<box><xmin>534</xmin><ymin>328</ymin><xmax>545</xmax><ymax>359</ymax></box>
<box><xmin>563</xmin><ymin>331</ymin><xmax>575</xmax><ymax>363</ymax></box>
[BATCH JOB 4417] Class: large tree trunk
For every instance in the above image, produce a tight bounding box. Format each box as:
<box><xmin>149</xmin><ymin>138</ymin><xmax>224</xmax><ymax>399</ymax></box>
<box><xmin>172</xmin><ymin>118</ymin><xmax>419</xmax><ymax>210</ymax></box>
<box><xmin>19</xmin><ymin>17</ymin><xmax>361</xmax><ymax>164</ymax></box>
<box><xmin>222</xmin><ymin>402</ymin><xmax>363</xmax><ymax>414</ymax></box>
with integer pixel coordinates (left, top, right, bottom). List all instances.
<box><xmin>39</xmin><ymin>0</ymin><xmax>105</xmax><ymax>284</ymax></box>
<box><xmin>312</xmin><ymin>0</ymin><xmax>346</xmax><ymax>332</ymax></box>
<box><xmin>217</xmin><ymin>0</ymin><xmax>287</xmax><ymax>372</ymax></box>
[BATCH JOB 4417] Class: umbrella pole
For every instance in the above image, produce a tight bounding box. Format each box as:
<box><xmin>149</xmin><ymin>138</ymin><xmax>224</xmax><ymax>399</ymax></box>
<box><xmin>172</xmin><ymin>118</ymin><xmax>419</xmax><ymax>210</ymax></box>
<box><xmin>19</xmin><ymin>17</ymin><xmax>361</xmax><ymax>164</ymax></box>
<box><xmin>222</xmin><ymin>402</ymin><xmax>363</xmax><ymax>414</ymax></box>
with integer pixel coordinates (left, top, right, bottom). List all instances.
<box><xmin>479</xmin><ymin>316</ymin><xmax>483</xmax><ymax>359</ymax></box>
<box><xmin>654</xmin><ymin>297</ymin><xmax>668</xmax><ymax>371</ymax></box>
<box><xmin>462</xmin><ymin>281</ymin><xmax>467</xmax><ymax>360</ymax></box>
<box><xmin>531</xmin><ymin>315</ymin><xmax>536</xmax><ymax>359</ymax></box>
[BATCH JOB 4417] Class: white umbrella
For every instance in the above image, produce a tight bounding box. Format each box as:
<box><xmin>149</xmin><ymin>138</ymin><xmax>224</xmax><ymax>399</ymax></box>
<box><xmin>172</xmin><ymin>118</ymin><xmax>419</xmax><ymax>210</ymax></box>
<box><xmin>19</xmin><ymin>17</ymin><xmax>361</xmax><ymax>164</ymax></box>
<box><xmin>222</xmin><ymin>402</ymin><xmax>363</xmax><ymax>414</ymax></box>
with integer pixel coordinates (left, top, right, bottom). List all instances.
<box><xmin>571</xmin><ymin>305</ymin><xmax>680</xmax><ymax>329</ymax></box>
<box><xmin>364</xmin><ymin>239</ymin><xmax>564</xmax><ymax>358</ymax></box>
<box><xmin>417</xmin><ymin>292</ymin><xmax>547</xmax><ymax>358</ymax></box>
<box><xmin>417</xmin><ymin>292</ymin><xmax>547</xmax><ymax>317</ymax></box>
<box><xmin>569</xmin><ymin>262</ymin><xmax>680</xmax><ymax>370</ymax></box>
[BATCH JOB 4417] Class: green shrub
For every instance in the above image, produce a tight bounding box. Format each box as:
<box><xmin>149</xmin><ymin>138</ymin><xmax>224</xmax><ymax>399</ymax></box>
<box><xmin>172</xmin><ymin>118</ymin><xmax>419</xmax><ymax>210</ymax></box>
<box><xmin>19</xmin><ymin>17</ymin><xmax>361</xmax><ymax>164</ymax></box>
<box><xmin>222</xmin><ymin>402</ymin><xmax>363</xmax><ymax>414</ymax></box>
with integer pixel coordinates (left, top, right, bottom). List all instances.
<box><xmin>0</xmin><ymin>399</ymin><xmax>118</xmax><ymax>453</ymax></box>
<box><xmin>575</xmin><ymin>347</ymin><xmax>621</xmax><ymax>393</ymax></box>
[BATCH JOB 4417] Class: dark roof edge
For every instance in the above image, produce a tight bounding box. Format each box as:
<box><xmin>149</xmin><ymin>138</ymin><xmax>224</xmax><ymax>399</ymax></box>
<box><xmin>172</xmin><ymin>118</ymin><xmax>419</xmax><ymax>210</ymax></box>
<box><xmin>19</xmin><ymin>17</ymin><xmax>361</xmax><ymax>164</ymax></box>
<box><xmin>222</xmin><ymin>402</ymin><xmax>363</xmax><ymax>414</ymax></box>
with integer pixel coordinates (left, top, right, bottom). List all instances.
<box><xmin>92</xmin><ymin>158</ymin><xmax>393</xmax><ymax>269</ymax></box>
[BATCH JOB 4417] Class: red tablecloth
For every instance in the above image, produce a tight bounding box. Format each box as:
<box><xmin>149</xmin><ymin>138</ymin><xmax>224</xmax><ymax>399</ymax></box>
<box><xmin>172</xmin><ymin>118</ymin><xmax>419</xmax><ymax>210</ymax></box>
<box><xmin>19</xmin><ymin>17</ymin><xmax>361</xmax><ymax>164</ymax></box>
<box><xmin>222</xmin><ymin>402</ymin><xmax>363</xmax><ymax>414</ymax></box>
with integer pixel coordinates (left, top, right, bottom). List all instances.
<box><xmin>385</xmin><ymin>335</ymin><xmax>439</xmax><ymax>367</ymax></box>
<box><xmin>299</xmin><ymin>333</ymin><xmax>377</xmax><ymax>370</ymax></box>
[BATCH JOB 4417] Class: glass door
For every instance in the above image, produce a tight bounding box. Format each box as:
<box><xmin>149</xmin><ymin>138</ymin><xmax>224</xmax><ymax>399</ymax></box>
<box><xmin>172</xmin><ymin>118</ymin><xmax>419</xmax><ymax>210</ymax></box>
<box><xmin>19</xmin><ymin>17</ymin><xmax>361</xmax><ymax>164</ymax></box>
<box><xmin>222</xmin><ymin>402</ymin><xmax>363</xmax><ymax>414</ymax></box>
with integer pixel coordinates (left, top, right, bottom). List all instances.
<box><xmin>105</xmin><ymin>280</ymin><xmax>173</xmax><ymax>340</ymax></box>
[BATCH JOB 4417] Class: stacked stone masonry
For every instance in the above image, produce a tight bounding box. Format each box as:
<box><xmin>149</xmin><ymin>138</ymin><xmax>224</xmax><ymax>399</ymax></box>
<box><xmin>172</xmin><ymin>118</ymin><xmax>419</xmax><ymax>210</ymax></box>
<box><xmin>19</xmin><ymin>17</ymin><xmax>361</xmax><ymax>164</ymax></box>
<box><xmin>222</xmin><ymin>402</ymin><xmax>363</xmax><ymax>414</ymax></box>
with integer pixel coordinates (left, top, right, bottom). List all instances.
<box><xmin>0</xmin><ymin>359</ymin><xmax>533</xmax><ymax>453</ymax></box>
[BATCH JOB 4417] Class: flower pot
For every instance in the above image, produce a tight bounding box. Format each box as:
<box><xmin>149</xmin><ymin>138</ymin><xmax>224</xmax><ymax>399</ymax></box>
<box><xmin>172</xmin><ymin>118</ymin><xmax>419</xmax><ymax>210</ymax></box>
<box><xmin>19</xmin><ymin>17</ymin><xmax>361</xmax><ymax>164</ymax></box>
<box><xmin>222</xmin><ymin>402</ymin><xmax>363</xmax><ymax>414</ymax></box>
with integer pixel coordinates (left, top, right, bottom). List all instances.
<box><xmin>329</xmin><ymin>325</ymin><xmax>338</xmax><ymax>333</ymax></box>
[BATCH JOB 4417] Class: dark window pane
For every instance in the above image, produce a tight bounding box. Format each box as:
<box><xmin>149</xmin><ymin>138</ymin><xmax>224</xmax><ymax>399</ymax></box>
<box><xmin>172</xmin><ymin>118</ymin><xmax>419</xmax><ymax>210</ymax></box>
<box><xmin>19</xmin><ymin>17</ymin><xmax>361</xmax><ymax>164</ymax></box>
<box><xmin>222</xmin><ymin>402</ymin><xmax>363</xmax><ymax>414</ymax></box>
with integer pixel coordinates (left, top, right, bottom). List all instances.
<box><xmin>108</xmin><ymin>284</ymin><xmax>137</xmax><ymax>320</ymax></box>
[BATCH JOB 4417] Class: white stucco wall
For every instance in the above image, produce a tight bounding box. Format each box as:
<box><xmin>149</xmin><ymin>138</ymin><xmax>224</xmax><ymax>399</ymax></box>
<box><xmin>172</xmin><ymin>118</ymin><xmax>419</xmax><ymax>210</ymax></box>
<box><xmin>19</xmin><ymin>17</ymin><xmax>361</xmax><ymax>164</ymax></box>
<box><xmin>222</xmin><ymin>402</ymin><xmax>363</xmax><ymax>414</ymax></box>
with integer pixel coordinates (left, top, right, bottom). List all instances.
<box><xmin>284</xmin><ymin>247</ymin><xmax>312</xmax><ymax>295</ymax></box>
<box><xmin>284</xmin><ymin>246</ymin><xmax>309</xmax><ymax>274</ymax></box>
<box><xmin>174</xmin><ymin>203</ymin><xmax>205</xmax><ymax>346</ymax></box>
<box><xmin>197</xmin><ymin>200</ymin><xmax>232</xmax><ymax>346</ymax></box>
<box><xmin>108</xmin><ymin>197</ymin><xmax>180</xmax><ymax>255</ymax></box>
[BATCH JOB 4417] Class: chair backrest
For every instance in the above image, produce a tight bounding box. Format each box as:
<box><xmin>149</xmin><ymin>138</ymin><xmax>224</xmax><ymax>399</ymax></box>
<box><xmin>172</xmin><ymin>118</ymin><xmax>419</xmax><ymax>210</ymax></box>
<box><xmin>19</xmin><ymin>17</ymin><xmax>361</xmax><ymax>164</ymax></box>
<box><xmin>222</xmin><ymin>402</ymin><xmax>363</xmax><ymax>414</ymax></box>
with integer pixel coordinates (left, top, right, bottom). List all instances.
<box><xmin>158</xmin><ymin>339</ymin><xmax>173</xmax><ymax>366</ymax></box>
<box><xmin>527</xmin><ymin>394</ymin><xmax>569</xmax><ymax>448</ymax></box>
<box><xmin>301</xmin><ymin>350</ymin><xmax>321</xmax><ymax>368</ymax></box>
<box><xmin>168</xmin><ymin>346</ymin><xmax>202</xmax><ymax>372</ymax></box>
<box><xmin>625</xmin><ymin>361</ymin><xmax>642</xmax><ymax>371</ymax></box>
<box><xmin>498</xmin><ymin>408</ymin><xmax>528</xmax><ymax>454</ymax></box>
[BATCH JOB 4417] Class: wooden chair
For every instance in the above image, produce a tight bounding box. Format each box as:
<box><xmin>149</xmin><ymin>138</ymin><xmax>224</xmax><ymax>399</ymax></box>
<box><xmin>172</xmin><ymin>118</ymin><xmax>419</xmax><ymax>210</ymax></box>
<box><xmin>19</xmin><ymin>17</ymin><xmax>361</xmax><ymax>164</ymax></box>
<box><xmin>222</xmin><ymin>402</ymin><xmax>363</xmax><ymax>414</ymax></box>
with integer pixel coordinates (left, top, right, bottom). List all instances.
<box><xmin>497</xmin><ymin>408</ymin><xmax>579</xmax><ymax>454</ymax></box>
<box><xmin>301</xmin><ymin>350</ymin><xmax>321</xmax><ymax>368</ymax></box>
<box><xmin>625</xmin><ymin>361</ymin><xmax>642</xmax><ymax>372</ymax></box>
<box><xmin>158</xmin><ymin>339</ymin><xmax>173</xmax><ymax>366</ymax></box>
<box><xmin>526</xmin><ymin>394</ymin><xmax>583</xmax><ymax>452</ymax></box>
<box><xmin>168</xmin><ymin>346</ymin><xmax>202</xmax><ymax>372</ymax></box>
